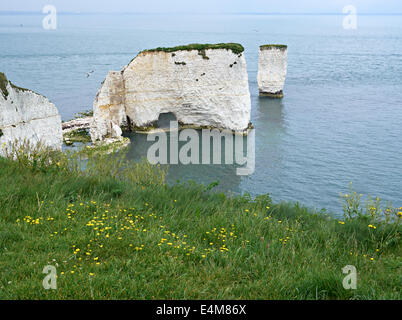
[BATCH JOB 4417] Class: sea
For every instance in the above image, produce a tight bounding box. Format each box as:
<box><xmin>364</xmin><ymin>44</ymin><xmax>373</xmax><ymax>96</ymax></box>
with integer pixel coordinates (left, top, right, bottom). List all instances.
<box><xmin>1</xmin><ymin>13</ymin><xmax>402</xmax><ymax>215</ymax></box>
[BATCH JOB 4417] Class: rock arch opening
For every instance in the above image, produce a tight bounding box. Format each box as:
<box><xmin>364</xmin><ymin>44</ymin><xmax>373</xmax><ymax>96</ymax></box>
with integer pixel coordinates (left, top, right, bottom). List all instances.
<box><xmin>157</xmin><ymin>112</ymin><xmax>177</xmax><ymax>129</ymax></box>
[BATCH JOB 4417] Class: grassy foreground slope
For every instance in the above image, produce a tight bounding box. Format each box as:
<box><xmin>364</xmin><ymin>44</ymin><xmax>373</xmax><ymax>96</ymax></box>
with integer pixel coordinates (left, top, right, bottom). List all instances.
<box><xmin>0</xmin><ymin>150</ymin><xmax>400</xmax><ymax>300</ymax></box>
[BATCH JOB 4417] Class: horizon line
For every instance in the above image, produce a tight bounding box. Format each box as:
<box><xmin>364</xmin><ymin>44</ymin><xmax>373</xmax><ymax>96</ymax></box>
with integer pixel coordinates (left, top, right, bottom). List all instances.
<box><xmin>1</xmin><ymin>10</ymin><xmax>402</xmax><ymax>16</ymax></box>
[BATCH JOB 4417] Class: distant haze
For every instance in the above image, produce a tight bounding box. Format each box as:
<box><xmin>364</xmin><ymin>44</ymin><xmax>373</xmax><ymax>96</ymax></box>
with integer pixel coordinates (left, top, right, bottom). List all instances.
<box><xmin>1</xmin><ymin>0</ymin><xmax>402</xmax><ymax>14</ymax></box>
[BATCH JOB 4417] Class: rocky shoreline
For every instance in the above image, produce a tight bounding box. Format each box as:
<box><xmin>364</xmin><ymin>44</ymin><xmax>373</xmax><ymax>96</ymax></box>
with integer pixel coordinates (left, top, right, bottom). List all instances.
<box><xmin>62</xmin><ymin>116</ymin><xmax>92</xmax><ymax>132</ymax></box>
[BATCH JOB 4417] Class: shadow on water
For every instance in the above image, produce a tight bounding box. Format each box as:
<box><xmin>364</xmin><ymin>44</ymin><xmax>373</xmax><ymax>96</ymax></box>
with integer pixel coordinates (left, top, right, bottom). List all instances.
<box><xmin>239</xmin><ymin>96</ymin><xmax>288</xmax><ymax>198</ymax></box>
<box><xmin>123</xmin><ymin>98</ymin><xmax>289</xmax><ymax>196</ymax></box>
<box><xmin>123</xmin><ymin>116</ymin><xmax>252</xmax><ymax>193</ymax></box>
<box><xmin>255</xmin><ymin>96</ymin><xmax>286</xmax><ymax>132</ymax></box>
<box><xmin>157</xmin><ymin>112</ymin><xmax>177</xmax><ymax>129</ymax></box>
<box><xmin>254</xmin><ymin>96</ymin><xmax>286</xmax><ymax>166</ymax></box>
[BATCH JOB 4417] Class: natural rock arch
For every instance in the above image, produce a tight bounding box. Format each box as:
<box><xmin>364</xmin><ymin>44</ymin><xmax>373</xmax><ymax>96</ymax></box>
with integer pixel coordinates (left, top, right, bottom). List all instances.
<box><xmin>90</xmin><ymin>43</ymin><xmax>252</xmax><ymax>143</ymax></box>
<box><xmin>156</xmin><ymin>112</ymin><xmax>178</xmax><ymax>129</ymax></box>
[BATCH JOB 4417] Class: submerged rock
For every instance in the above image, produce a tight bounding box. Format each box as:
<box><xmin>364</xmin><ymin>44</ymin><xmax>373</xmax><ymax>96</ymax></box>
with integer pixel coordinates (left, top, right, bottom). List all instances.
<box><xmin>0</xmin><ymin>72</ymin><xmax>62</xmax><ymax>155</ymax></box>
<box><xmin>257</xmin><ymin>44</ymin><xmax>288</xmax><ymax>98</ymax></box>
<box><xmin>90</xmin><ymin>43</ymin><xmax>251</xmax><ymax>143</ymax></box>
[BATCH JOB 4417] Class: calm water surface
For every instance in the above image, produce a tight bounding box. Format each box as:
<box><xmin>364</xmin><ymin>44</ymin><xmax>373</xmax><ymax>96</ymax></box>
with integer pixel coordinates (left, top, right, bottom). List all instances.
<box><xmin>1</xmin><ymin>13</ymin><xmax>402</xmax><ymax>215</ymax></box>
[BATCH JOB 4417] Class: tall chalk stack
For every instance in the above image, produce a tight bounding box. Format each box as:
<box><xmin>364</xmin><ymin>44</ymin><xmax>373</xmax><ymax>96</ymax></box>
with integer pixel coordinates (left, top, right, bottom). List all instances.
<box><xmin>257</xmin><ymin>44</ymin><xmax>288</xmax><ymax>98</ymax></box>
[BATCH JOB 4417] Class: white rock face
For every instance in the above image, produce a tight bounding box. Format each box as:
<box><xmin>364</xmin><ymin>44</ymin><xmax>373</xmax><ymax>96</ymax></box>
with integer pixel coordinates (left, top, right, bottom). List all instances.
<box><xmin>257</xmin><ymin>45</ymin><xmax>288</xmax><ymax>98</ymax></box>
<box><xmin>91</xmin><ymin>45</ymin><xmax>251</xmax><ymax>142</ymax></box>
<box><xmin>0</xmin><ymin>73</ymin><xmax>63</xmax><ymax>156</ymax></box>
<box><xmin>90</xmin><ymin>71</ymin><xmax>126</xmax><ymax>142</ymax></box>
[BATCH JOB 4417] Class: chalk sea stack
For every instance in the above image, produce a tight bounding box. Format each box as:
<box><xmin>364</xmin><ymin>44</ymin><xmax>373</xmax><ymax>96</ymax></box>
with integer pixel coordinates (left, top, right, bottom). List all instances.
<box><xmin>257</xmin><ymin>44</ymin><xmax>288</xmax><ymax>98</ymax></box>
<box><xmin>90</xmin><ymin>43</ymin><xmax>252</xmax><ymax>143</ymax></box>
<box><xmin>0</xmin><ymin>72</ymin><xmax>62</xmax><ymax>156</ymax></box>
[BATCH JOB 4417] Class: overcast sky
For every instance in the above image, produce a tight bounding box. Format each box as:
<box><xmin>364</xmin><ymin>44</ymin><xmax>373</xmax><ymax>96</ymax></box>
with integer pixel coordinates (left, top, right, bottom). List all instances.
<box><xmin>1</xmin><ymin>0</ymin><xmax>401</xmax><ymax>14</ymax></box>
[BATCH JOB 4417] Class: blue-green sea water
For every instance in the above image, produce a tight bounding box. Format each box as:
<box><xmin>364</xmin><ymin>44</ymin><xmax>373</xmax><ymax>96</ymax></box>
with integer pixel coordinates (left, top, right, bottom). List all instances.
<box><xmin>1</xmin><ymin>13</ymin><xmax>402</xmax><ymax>215</ymax></box>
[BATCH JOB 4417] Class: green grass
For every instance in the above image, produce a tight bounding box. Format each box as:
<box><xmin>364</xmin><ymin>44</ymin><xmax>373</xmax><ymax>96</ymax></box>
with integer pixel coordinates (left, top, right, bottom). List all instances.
<box><xmin>260</xmin><ymin>44</ymin><xmax>288</xmax><ymax>51</ymax></box>
<box><xmin>141</xmin><ymin>43</ymin><xmax>245</xmax><ymax>55</ymax></box>
<box><xmin>0</xmin><ymin>148</ymin><xmax>400</xmax><ymax>300</ymax></box>
<box><xmin>74</xmin><ymin>110</ymin><xmax>93</xmax><ymax>119</ymax></box>
<box><xmin>0</xmin><ymin>72</ymin><xmax>33</xmax><ymax>100</ymax></box>
<box><xmin>63</xmin><ymin>129</ymin><xmax>92</xmax><ymax>146</ymax></box>
<box><xmin>128</xmin><ymin>43</ymin><xmax>244</xmax><ymax>66</ymax></box>
<box><xmin>0</xmin><ymin>72</ymin><xmax>9</xmax><ymax>99</ymax></box>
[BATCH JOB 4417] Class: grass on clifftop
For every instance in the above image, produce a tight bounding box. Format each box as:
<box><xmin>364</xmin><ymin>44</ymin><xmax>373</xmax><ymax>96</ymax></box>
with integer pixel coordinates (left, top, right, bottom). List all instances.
<box><xmin>141</xmin><ymin>43</ymin><xmax>245</xmax><ymax>55</ymax></box>
<box><xmin>0</xmin><ymin>72</ymin><xmax>33</xmax><ymax>100</ymax></box>
<box><xmin>0</xmin><ymin>72</ymin><xmax>9</xmax><ymax>99</ymax></box>
<box><xmin>260</xmin><ymin>44</ymin><xmax>288</xmax><ymax>51</ymax></box>
<box><xmin>0</xmin><ymin>143</ymin><xmax>401</xmax><ymax>300</ymax></box>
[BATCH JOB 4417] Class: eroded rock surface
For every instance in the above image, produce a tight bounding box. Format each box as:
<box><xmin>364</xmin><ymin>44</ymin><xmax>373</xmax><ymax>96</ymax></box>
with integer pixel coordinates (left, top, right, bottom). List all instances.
<box><xmin>0</xmin><ymin>72</ymin><xmax>62</xmax><ymax>155</ymax></box>
<box><xmin>90</xmin><ymin>44</ymin><xmax>251</xmax><ymax>142</ymax></box>
<box><xmin>257</xmin><ymin>45</ymin><xmax>288</xmax><ymax>98</ymax></box>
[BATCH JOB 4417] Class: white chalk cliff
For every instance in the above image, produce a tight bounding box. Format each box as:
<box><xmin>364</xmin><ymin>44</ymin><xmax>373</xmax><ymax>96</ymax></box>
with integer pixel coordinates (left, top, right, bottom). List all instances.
<box><xmin>0</xmin><ymin>72</ymin><xmax>63</xmax><ymax>156</ymax></box>
<box><xmin>257</xmin><ymin>45</ymin><xmax>288</xmax><ymax>98</ymax></box>
<box><xmin>90</xmin><ymin>44</ymin><xmax>251</xmax><ymax>142</ymax></box>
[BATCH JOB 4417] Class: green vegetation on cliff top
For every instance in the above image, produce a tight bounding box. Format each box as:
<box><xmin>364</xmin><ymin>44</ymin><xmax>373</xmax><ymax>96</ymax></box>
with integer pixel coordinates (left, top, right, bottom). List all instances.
<box><xmin>260</xmin><ymin>44</ymin><xmax>288</xmax><ymax>51</ymax></box>
<box><xmin>0</xmin><ymin>72</ymin><xmax>33</xmax><ymax>99</ymax></box>
<box><xmin>141</xmin><ymin>43</ymin><xmax>245</xmax><ymax>55</ymax></box>
<box><xmin>0</xmin><ymin>72</ymin><xmax>9</xmax><ymax>99</ymax></box>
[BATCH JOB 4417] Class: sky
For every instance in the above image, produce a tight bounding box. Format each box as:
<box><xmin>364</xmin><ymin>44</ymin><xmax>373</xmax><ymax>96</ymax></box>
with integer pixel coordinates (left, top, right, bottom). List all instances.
<box><xmin>0</xmin><ymin>0</ymin><xmax>401</xmax><ymax>14</ymax></box>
